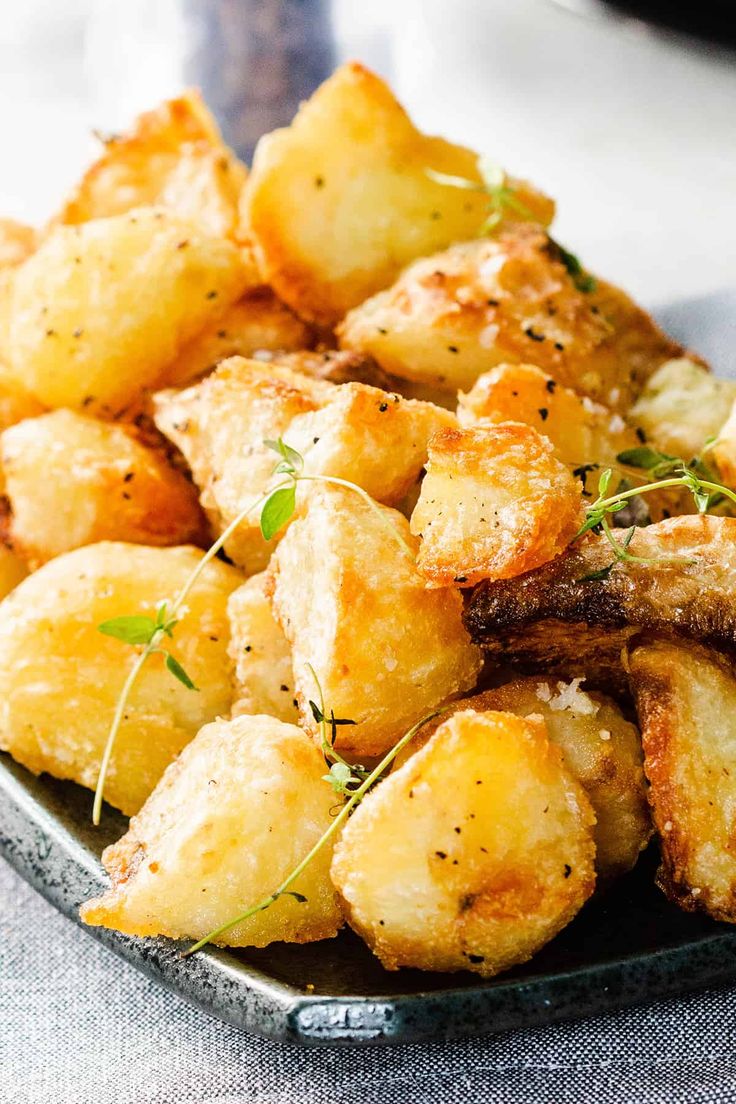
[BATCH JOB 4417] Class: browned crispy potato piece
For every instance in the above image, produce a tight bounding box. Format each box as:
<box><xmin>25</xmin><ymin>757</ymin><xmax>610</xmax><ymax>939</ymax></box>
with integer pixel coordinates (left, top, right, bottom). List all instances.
<box><xmin>164</xmin><ymin>287</ymin><xmax>315</xmax><ymax>389</ymax></box>
<box><xmin>410</xmin><ymin>423</ymin><xmax>584</xmax><ymax>587</ymax></box>
<box><xmin>3</xmin><ymin>208</ymin><xmax>251</xmax><ymax>416</ymax></box>
<box><xmin>227</xmin><ymin>573</ymin><xmax>298</xmax><ymax>724</ymax></box>
<box><xmin>629</xmin><ymin>639</ymin><xmax>736</xmax><ymax>921</ymax></box>
<box><xmin>0</xmin><ymin>383</ymin><xmax>45</xmax><ymax>432</ymax></box>
<box><xmin>0</xmin><ymin>220</ymin><xmax>36</xmax><ymax>268</ymax></box>
<box><xmin>0</xmin><ymin>410</ymin><xmax>206</xmax><ymax>567</ymax></box>
<box><xmin>339</xmin><ymin>228</ymin><xmax>682</xmax><ymax>410</ymax></box>
<box><xmin>268</xmin><ymin>484</ymin><xmax>482</xmax><ymax>757</ymax></box>
<box><xmin>331</xmin><ymin>709</ymin><xmax>595</xmax><ymax>976</ymax></box>
<box><xmin>713</xmin><ymin>399</ymin><xmax>736</xmax><ymax>488</ymax></box>
<box><xmin>154</xmin><ymin>357</ymin><xmax>455</xmax><ymax>572</ymax></box>
<box><xmin>466</xmin><ymin>515</ymin><xmax>736</xmax><ymax>692</ymax></box>
<box><xmin>396</xmin><ymin>678</ymin><xmax>650</xmax><ymax>880</ymax></box>
<box><xmin>55</xmin><ymin>91</ymin><xmax>247</xmax><ymax>239</ymax></box>
<box><xmin>243</xmin><ymin>62</ymin><xmax>553</xmax><ymax>325</ymax></box>
<box><xmin>81</xmin><ymin>714</ymin><xmax>342</xmax><ymax>945</ymax></box>
<box><xmin>0</xmin><ymin>542</ymin><xmax>241</xmax><ymax>815</ymax></box>
<box><xmin>0</xmin><ymin>546</ymin><xmax>28</xmax><ymax>599</ymax></box>
<box><xmin>258</xmin><ymin>348</ymin><xmax>397</xmax><ymax>390</ymax></box>
<box><xmin>630</xmin><ymin>358</ymin><xmax>731</xmax><ymax>461</ymax></box>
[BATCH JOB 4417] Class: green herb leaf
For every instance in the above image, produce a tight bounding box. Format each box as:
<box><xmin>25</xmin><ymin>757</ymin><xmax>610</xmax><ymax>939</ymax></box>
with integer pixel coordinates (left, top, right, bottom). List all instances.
<box><xmin>322</xmin><ymin>761</ymin><xmax>354</xmax><ymax>794</ymax></box>
<box><xmin>165</xmin><ymin>653</ymin><xmax>199</xmax><ymax>691</ymax></box>
<box><xmin>264</xmin><ymin>437</ymin><xmax>303</xmax><ymax>474</ymax></box>
<box><xmin>598</xmin><ymin>468</ymin><xmax>613</xmax><ymax>497</ymax></box>
<box><xmin>98</xmin><ymin>615</ymin><xmax>159</xmax><ymax>645</ymax></box>
<box><xmin>279</xmin><ymin>890</ymin><xmax>308</xmax><ymax>904</ymax></box>
<box><xmin>309</xmin><ymin>700</ymin><xmax>324</xmax><ymax>725</ymax></box>
<box><xmin>548</xmin><ymin>238</ymin><xmax>597</xmax><ymax>293</ymax></box>
<box><xmin>617</xmin><ymin>446</ymin><xmax>676</xmax><ymax>470</ymax></box>
<box><xmin>260</xmin><ymin>485</ymin><xmax>296</xmax><ymax>541</ymax></box>
<box><xmin>579</xmin><ymin>563</ymin><xmax>615</xmax><ymax>582</ymax></box>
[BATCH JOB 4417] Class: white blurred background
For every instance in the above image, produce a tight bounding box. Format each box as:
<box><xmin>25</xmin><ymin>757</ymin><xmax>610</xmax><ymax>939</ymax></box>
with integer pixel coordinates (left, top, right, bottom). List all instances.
<box><xmin>0</xmin><ymin>0</ymin><xmax>734</xmax><ymax>305</ymax></box>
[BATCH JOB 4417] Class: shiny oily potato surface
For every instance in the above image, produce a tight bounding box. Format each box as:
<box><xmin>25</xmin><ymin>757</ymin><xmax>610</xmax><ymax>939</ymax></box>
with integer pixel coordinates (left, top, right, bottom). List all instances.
<box><xmin>630</xmin><ymin>358</ymin><xmax>734</xmax><ymax>461</ymax></box>
<box><xmin>227</xmin><ymin>573</ymin><xmax>298</xmax><ymax>724</ymax></box>
<box><xmin>82</xmin><ymin>714</ymin><xmax>343</xmax><ymax>946</ymax></box>
<box><xmin>331</xmin><ymin>709</ymin><xmax>596</xmax><ymax>976</ymax></box>
<box><xmin>0</xmin><ymin>542</ymin><xmax>241</xmax><ymax>815</ymax></box>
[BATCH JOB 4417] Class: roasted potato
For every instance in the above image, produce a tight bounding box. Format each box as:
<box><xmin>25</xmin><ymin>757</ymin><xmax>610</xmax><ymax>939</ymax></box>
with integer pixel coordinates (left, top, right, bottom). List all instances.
<box><xmin>164</xmin><ymin>287</ymin><xmax>314</xmax><ymax>389</ymax></box>
<box><xmin>331</xmin><ymin>709</ymin><xmax>596</xmax><ymax>975</ymax></box>
<box><xmin>339</xmin><ymin>228</ymin><xmax>682</xmax><ymax>410</ymax></box>
<box><xmin>712</xmin><ymin>399</ymin><xmax>736</xmax><ymax>488</ymax></box>
<box><xmin>0</xmin><ymin>382</ymin><xmax>45</xmax><ymax>432</ymax></box>
<box><xmin>0</xmin><ymin>219</ymin><xmax>36</xmax><ymax>268</ymax></box>
<box><xmin>410</xmin><ymin>423</ymin><xmax>584</xmax><ymax>587</ymax></box>
<box><xmin>243</xmin><ymin>62</ymin><xmax>553</xmax><ymax>325</ymax></box>
<box><xmin>466</xmin><ymin>515</ymin><xmax>736</xmax><ymax>692</ymax></box>
<box><xmin>629</xmin><ymin>639</ymin><xmax>736</xmax><ymax>922</ymax></box>
<box><xmin>0</xmin><ymin>410</ymin><xmax>206</xmax><ymax>567</ymax></box>
<box><xmin>268</xmin><ymin>484</ymin><xmax>482</xmax><ymax>757</ymax></box>
<box><xmin>55</xmin><ymin>91</ymin><xmax>248</xmax><ymax>239</ymax></box>
<box><xmin>0</xmin><ymin>545</ymin><xmax>28</xmax><ymax>599</ymax></box>
<box><xmin>630</xmin><ymin>358</ymin><xmax>732</xmax><ymax>461</ymax></box>
<box><xmin>3</xmin><ymin>208</ymin><xmax>251</xmax><ymax>416</ymax></box>
<box><xmin>81</xmin><ymin>713</ymin><xmax>343</xmax><ymax>945</ymax></box>
<box><xmin>395</xmin><ymin>677</ymin><xmax>650</xmax><ymax>880</ymax></box>
<box><xmin>228</xmin><ymin>573</ymin><xmax>298</xmax><ymax>724</ymax></box>
<box><xmin>0</xmin><ymin>542</ymin><xmax>241</xmax><ymax>815</ymax></box>
<box><xmin>154</xmin><ymin>357</ymin><xmax>455</xmax><ymax>572</ymax></box>
<box><xmin>257</xmin><ymin>348</ymin><xmax>398</xmax><ymax>391</ymax></box>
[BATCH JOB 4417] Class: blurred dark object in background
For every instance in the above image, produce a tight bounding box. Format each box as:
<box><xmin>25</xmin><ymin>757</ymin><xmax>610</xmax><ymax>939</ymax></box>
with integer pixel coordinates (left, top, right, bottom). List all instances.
<box><xmin>183</xmin><ymin>0</ymin><xmax>335</xmax><ymax>161</ymax></box>
<box><xmin>584</xmin><ymin>0</ymin><xmax>736</xmax><ymax>48</ymax></box>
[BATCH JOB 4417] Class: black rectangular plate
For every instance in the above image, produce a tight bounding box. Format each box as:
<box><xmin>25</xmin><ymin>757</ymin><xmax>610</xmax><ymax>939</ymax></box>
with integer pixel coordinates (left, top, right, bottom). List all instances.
<box><xmin>2</xmin><ymin>291</ymin><xmax>735</xmax><ymax>1046</ymax></box>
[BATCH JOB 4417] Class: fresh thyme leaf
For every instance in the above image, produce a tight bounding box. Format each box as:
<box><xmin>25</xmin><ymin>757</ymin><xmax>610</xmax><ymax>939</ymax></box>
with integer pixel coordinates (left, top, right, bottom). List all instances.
<box><xmin>278</xmin><ymin>890</ymin><xmax>308</xmax><ymax>904</ymax></box>
<box><xmin>597</xmin><ymin>468</ymin><xmax>613</xmax><ymax>497</ymax></box>
<box><xmin>616</xmin><ymin>446</ymin><xmax>676</xmax><ymax>470</ymax></box>
<box><xmin>165</xmin><ymin>653</ymin><xmax>199</xmax><ymax>691</ymax></box>
<box><xmin>98</xmin><ymin>615</ymin><xmax>159</xmax><ymax>645</ymax></box>
<box><xmin>579</xmin><ymin>564</ymin><xmax>615</xmax><ymax>582</ymax></box>
<box><xmin>309</xmin><ymin>700</ymin><xmax>324</xmax><ymax>725</ymax></box>
<box><xmin>260</xmin><ymin>485</ymin><xmax>296</xmax><ymax>540</ymax></box>
<box><xmin>264</xmin><ymin>437</ymin><xmax>304</xmax><ymax>474</ymax></box>
<box><xmin>548</xmin><ymin>238</ymin><xmax>597</xmax><ymax>293</ymax></box>
<box><xmin>322</xmin><ymin>761</ymin><xmax>354</xmax><ymax>794</ymax></box>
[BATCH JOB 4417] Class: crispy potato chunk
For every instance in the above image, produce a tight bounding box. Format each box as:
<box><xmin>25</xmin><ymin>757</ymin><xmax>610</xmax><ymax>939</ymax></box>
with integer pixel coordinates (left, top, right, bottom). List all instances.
<box><xmin>164</xmin><ymin>287</ymin><xmax>314</xmax><ymax>389</ymax></box>
<box><xmin>0</xmin><ymin>545</ymin><xmax>28</xmax><ymax>599</ymax></box>
<box><xmin>4</xmin><ymin>208</ymin><xmax>251</xmax><ymax>416</ymax></box>
<box><xmin>0</xmin><ymin>542</ymin><xmax>241</xmax><ymax>815</ymax></box>
<box><xmin>0</xmin><ymin>220</ymin><xmax>36</xmax><ymax>268</ymax></box>
<box><xmin>0</xmin><ymin>383</ymin><xmax>45</xmax><ymax>432</ymax></box>
<box><xmin>268</xmin><ymin>484</ymin><xmax>482</xmax><ymax>757</ymax></box>
<box><xmin>466</xmin><ymin>515</ymin><xmax>736</xmax><ymax>692</ymax></box>
<box><xmin>81</xmin><ymin>713</ymin><xmax>342</xmax><ymax>945</ymax></box>
<box><xmin>396</xmin><ymin>678</ymin><xmax>650</xmax><ymax>880</ymax></box>
<box><xmin>410</xmin><ymin>423</ymin><xmax>584</xmax><ymax>587</ymax></box>
<box><xmin>630</xmin><ymin>358</ymin><xmax>731</xmax><ymax>460</ymax></box>
<box><xmin>629</xmin><ymin>640</ymin><xmax>736</xmax><ymax>922</ymax></box>
<box><xmin>56</xmin><ymin>91</ymin><xmax>247</xmax><ymax>239</ymax></box>
<box><xmin>332</xmin><ymin>709</ymin><xmax>595</xmax><ymax>976</ymax></box>
<box><xmin>0</xmin><ymin>410</ymin><xmax>206</xmax><ymax>567</ymax></box>
<box><xmin>227</xmin><ymin>573</ymin><xmax>298</xmax><ymax>724</ymax></box>
<box><xmin>712</xmin><ymin>399</ymin><xmax>736</xmax><ymax>488</ymax></box>
<box><xmin>339</xmin><ymin>229</ymin><xmax>682</xmax><ymax>410</ymax></box>
<box><xmin>243</xmin><ymin>62</ymin><xmax>553</xmax><ymax>325</ymax></box>
<box><xmin>154</xmin><ymin>357</ymin><xmax>454</xmax><ymax>572</ymax></box>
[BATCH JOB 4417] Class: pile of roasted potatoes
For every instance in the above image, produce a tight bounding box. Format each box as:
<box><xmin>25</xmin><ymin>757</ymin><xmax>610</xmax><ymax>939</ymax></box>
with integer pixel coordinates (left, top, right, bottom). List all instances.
<box><xmin>2</xmin><ymin>63</ymin><xmax>736</xmax><ymax>977</ymax></box>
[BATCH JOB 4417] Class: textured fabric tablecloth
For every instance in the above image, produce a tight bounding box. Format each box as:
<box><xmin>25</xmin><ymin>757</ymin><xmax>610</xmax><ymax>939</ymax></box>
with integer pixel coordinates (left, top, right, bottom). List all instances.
<box><xmin>2</xmin><ymin>860</ymin><xmax>736</xmax><ymax>1104</ymax></box>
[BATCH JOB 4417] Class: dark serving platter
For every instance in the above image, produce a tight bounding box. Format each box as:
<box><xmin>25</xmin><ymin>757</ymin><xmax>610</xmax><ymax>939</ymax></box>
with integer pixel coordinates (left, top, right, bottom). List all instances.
<box><xmin>1</xmin><ymin>291</ymin><xmax>735</xmax><ymax>1047</ymax></box>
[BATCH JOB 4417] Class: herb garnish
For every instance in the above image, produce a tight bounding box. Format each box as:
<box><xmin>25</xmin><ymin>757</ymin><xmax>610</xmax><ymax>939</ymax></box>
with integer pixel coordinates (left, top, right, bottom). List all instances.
<box><xmin>548</xmin><ymin>239</ymin><xmax>597</xmax><ymax>293</ymax></box>
<box><xmin>425</xmin><ymin>157</ymin><xmax>535</xmax><ymax>234</ymax></box>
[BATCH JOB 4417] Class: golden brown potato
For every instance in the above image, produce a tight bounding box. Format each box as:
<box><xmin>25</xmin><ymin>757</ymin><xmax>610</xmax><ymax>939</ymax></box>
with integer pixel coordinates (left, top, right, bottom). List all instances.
<box><xmin>0</xmin><ymin>410</ymin><xmax>206</xmax><ymax>567</ymax></box>
<box><xmin>395</xmin><ymin>678</ymin><xmax>650</xmax><ymax>880</ymax></box>
<box><xmin>0</xmin><ymin>219</ymin><xmax>36</xmax><ymax>268</ymax></box>
<box><xmin>0</xmin><ymin>382</ymin><xmax>45</xmax><ymax>432</ymax></box>
<box><xmin>0</xmin><ymin>545</ymin><xmax>28</xmax><ymax>599</ymax></box>
<box><xmin>258</xmin><ymin>348</ymin><xmax>398</xmax><ymax>391</ymax></box>
<box><xmin>164</xmin><ymin>287</ymin><xmax>314</xmax><ymax>389</ymax></box>
<box><xmin>55</xmin><ymin>91</ymin><xmax>247</xmax><ymax>239</ymax></box>
<box><xmin>243</xmin><ymin>62</ymin><xmax>553</xmax><ymax>325</ymax></box>
<box><xmin>227</xmin><ymin>573</ymin><xmax>298</xmax><ymax>724</ymax></box>
<box><xmin>268</xmin><ymin>484</ymin><xmax>482</xmax><ymax>757</ymax></box>
<box><xmin>331</xmin><ymin>709</ymin><xmax>596</xmax><ymax>976</ymax></box>
<box><xmin>712</xmin><ymin>399</ymin><xmax>736</xmax><ymax>488</ymax></box>
<box><xmin>466</xmin><ymin>515</ymin><xmax>736</xmax><ymax>693</ymax></box>
<box><xmin>154</xmin><ymin>357</ymin><xmax>455</xmax><ymax>573</ymax></box>
<box><xmin>3</xmin><ymin>208</ymin><xmax>251</xmax><ymax>417</ymax></box>
<box><xmin>81</xmin><ymin>713</ymin><xmax>343</xmax><ymax>945</ymax></box>
<box><xmin>339</xmin><ymin>228</ymin><xmax>682</xmax><ymax>410</ymax></box>
<box><xmin>629</xmin><ymin>639</ymin><xmax>736</xmax><ymax>922</ymax></box>
<box><xmin>0</xmin><ymin>542</ymin><xmax>241</xmax><ymax>815</ymax></box>
<box><xmin>629</xmin><ymin>358</ymin><xmax>729</xmax><ymax>461</ymax></box>
<box><xmin>410</xmin><ymin>423</ymin><xmax>584</xmax><ymax>587</ymax></box>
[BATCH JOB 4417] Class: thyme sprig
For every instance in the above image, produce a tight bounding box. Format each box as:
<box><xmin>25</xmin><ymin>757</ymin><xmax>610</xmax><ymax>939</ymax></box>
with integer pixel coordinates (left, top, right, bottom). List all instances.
<box><xmin>181</xmin><ymin>707</ymin><xmax>446</xmax><ymax>957</ymax></box>
<box><xmin>425</xmin><ymin>158</ymin><xmax>535</xmax><ymax>233</ymax></box>
<box><xmin>306</xmin><ymin>662</ymin><xmax>366</xmax><ymax>797</ymax></box>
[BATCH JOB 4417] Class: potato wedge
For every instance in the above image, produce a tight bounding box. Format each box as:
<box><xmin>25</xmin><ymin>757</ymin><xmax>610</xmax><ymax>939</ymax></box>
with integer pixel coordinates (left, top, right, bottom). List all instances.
<box><xmin>0</xmin><ymin>410</ymin><xmax>206</xmax><ymax>567</ymax></box>
<box><xmin>410</xmin><ymin>423</ymin><xmax>584</xmax><ymax>587</ymax></box>
<box><xmin>0</xmin><ymin>542</ymin><xmax>241</xmax><ymax>815</ymax></box>
<box><xmin>466</xmin><ymin>515</ymin><xmax>736</xmax><ymax>692</ymax></box>
<box><xmin>228</xmin><ymin>573</ymin><xmax>298</xmax><ymax>724</ymax></box>
<box><xmin>395</xmin><ymin>678</ymin><xmax>650</xmax><ymax>880</ymax></box>
<box><xmin>56</xmin><ymin>91</ymin><xmax>247</xmax><ymax>239</ymax></box>
<box><xmin>154</xmin><ymin>357</ymin><xmax>454</xmax><ymax>572</ymax></box>
<box><xmin>629</xmin><ymin>639</ymin><xmax>736</xmax><ymax>921</ymax></box>
<box><xmin>81</xmin><ymin>713</ymin><xmax>342</xmax><ymax>945</ymax></box>
<box><xmin>268</xmin><ymin>484</ymin><xmax>482</xmax><ymax>757</ymax></box>
<box><xmin>0</xmin><ymin>219</ymin><xmax>36</xmax><ymax>268</ymax></box>
<box><xmin>331</xmin><ymin>709</ymin><xmax>595</xmax><ymax>976</ymax></box>
<box><xmin>243</xmin><ymin>62</ymin><xmax>553</xmax><ymax>325</ymax></box>
<box><xmin>339</xmin><ymin>229</ymin><xmax>682</xmax><ymax>410</ymax></box>
<box><xmin>4</xmin><ymin>208</ymin><xmax>251</xmax><ymax>416</ymax></box>
<box><xmin>630</xmin><ymin>358</ymin><xmax>732</xmax><ymax>461</ymax></box>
